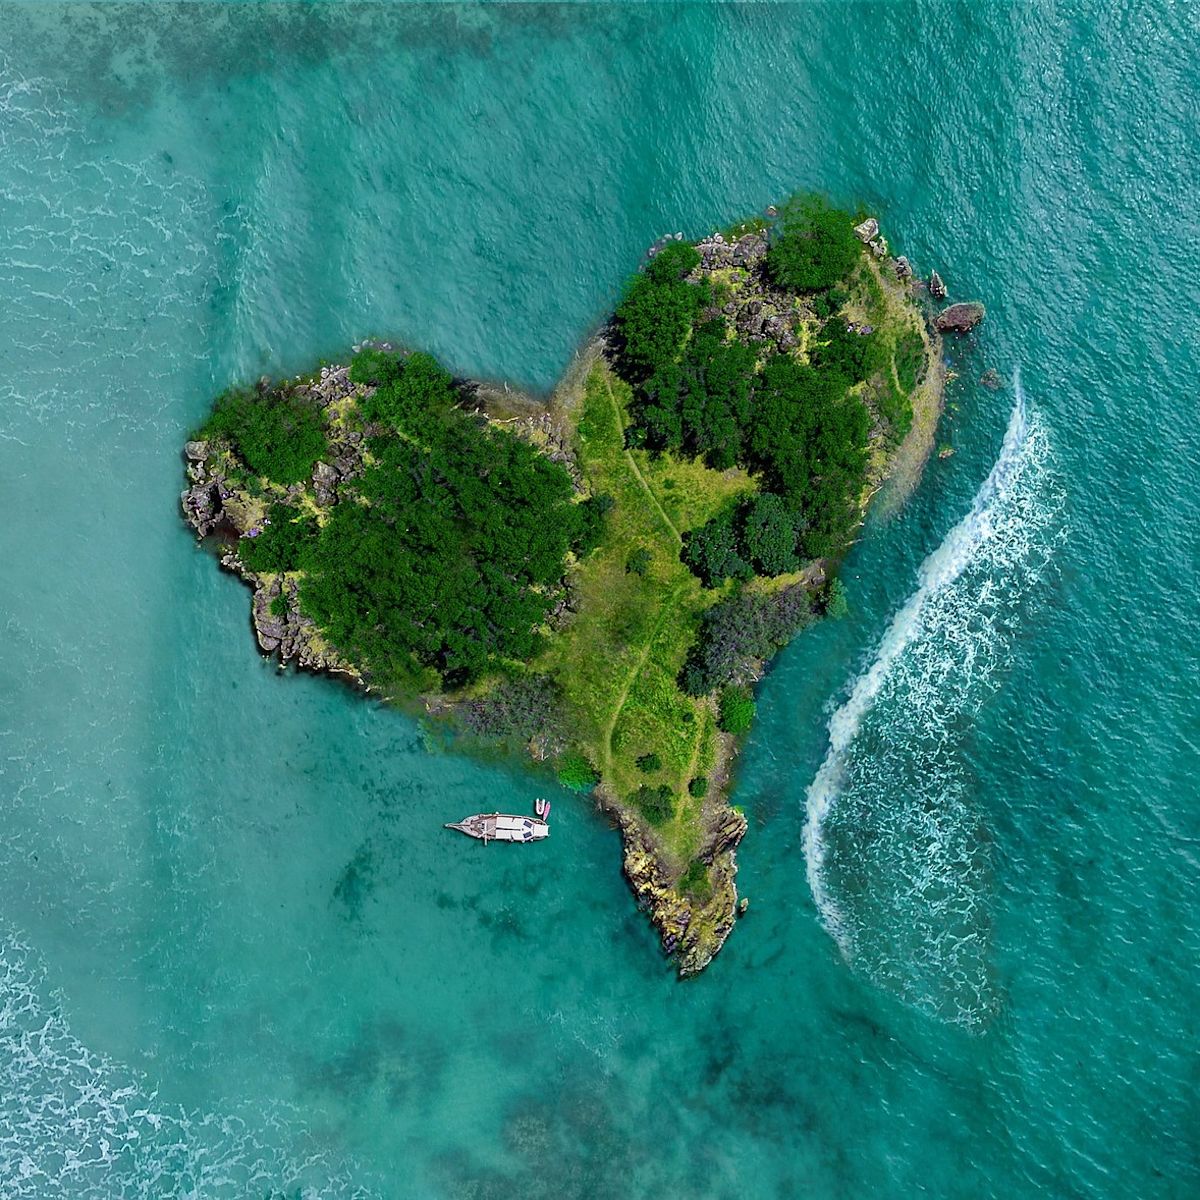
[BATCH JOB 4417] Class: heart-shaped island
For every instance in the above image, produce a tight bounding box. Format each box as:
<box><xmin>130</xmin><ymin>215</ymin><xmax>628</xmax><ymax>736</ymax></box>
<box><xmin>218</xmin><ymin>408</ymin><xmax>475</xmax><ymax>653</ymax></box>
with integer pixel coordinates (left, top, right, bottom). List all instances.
<box><xmin>182</xmin><ymin>197</ymin><xmax>968</xmax><ymax>974</ymax></box>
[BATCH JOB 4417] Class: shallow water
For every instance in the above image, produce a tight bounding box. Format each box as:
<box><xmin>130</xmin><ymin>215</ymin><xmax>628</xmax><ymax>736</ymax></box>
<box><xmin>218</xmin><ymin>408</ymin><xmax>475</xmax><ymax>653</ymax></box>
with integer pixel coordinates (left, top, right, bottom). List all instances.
<box><xmin>1</xmin><ymin>3</ymin><xmax>1198</xmax><ymax>1197</ymax></box>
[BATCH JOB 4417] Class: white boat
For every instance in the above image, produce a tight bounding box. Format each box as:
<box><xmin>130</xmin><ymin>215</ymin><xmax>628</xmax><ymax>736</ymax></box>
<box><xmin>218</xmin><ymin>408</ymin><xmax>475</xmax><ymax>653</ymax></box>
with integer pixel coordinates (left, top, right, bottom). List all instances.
<box><xmin>444</xmin><ymin>812</ymin><xmax>549</xmax><ymax>844</ymax></box>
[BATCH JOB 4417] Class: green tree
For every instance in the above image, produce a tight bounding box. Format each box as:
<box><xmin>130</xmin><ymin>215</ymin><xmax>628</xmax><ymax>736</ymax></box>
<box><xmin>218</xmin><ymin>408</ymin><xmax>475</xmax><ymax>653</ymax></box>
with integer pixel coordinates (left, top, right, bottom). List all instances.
<box><xmin>626</xmin><ymin>547</ymin><xmax>653</xmax><ymax>576</ymax></box>
<box><xmin>632</xmin><ymin>784</ymin><xmax>674</xmax><ymax>826</ymax></box>
<box><xmin>739</xmin><ymin>492</ymin><xmax>799</xmax><ymax>576</ymax></box>
<box><xmin>766</xmin><ymin>195</ymin><xmax>863</xmax><ymax>293</ymax></box>
<box><xmin>238</xmin><ymin>504</ymin><xmax>319</xmax><ymax>573</ymax></box>
<box><xmin>614</xmin><ymin>244</ymin><xmax>706</xmax><ymax>386</ymax></box>
<box><xmin>201</xmin><ymin>386</ymin><xmax>327</xmax><ymax>485</ymax></box>
<box><xmin>718</xmin><ymin>685</ymin><xmax>756</xmax><ymax>735</ymax></box>
<box><xmin>636</xmin><ymin>752</ymin><xmax>662</xmax><ymax>773</ymax></box>
<box><xmin>682</xmin><ymin>509</ymin><xmax>753</xmax><ymax>588</ymax></box>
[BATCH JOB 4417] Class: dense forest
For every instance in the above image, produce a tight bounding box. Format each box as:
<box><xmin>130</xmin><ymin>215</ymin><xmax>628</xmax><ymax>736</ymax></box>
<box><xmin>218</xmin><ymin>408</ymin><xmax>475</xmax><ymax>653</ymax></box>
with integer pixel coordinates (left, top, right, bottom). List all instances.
<box><xmin>202</xmin><ymin>352</ymin><xmax>607</xmax><ymax>691</ymax></box>
<box><xmin>614</xmin><ymin>196</ymin><xmax>880</xmax><ymax>571</ymax></box>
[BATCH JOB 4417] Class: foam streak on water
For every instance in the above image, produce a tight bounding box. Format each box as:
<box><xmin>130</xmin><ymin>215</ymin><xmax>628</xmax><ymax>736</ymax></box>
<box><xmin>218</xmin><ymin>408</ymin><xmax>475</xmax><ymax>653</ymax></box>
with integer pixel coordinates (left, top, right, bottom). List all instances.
<box><xmin>803</xmin><ymin>375</ymin><xmax>1065</xmax><ymax>1026</ymax></box>
<box><xmin>0</xmin><ymin>931</ymin><xmax>376</xmax><ymax>1199</ymax></box>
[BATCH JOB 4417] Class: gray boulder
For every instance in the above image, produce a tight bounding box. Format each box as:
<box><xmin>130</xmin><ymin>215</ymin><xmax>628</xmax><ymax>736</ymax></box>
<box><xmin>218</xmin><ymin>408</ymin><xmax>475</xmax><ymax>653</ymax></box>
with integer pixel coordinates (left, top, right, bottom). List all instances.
<box><xmin>854</xmin><ymin>217</ymin><xmax>880</xmax><ymax>243</ymax></box>
<box><xmin>934</xmin><ymin>302</ymin><xmax>986</xmax><ymax>334</ymax></box>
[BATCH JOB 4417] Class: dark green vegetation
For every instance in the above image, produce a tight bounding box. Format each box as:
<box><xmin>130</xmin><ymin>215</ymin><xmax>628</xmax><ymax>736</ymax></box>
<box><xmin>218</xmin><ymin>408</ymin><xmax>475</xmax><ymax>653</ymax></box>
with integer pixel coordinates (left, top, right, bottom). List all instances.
<box><xmin>765</xmin><ymin>194</ymin><xmax>864</xmax><ymax>292</ymax></box>
<box><xmin>681</xmin><ymin>586</ymin><xmax>816</xmax><ymax>697</ymax></box>
<box><xmin>200</xmin><ymin>385</ymin><xmax>327</xmax><ymax>485</ymax></box>
<box><xmin>718</xmin><ymin>686</ymin><xmax>756</xmax><ymax>736</ymax></box>
<box><xmin>614</xmin><ymin>197</ymin><xmax>894</xmax><ymax>577</ymax></box>
<box><xmin>633</xmin><ymin>784</ymin><xmax>675</xmax><ymax>826</ymax></box>
<box><xmin>556</xmin><ymin>752</ymin><xmax>601</xmax><ymax>793</ymax></box>
<box><xmin>209</xmin><ymin>352</ymin><xmax>606</xmax><ymax>692</ymax></box>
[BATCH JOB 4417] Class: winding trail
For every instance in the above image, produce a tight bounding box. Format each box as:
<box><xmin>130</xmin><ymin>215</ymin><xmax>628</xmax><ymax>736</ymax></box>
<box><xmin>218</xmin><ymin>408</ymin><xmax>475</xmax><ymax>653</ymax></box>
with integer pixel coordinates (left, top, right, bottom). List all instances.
<box><xmin>602</xmin><ymin>373</ymin><xmax>683</xmax><ymax>546</ymax></box>
<box><xmin>596</xmin><ymin>373</ymin><xmax>688</xmax><ymax>772</ymax></box>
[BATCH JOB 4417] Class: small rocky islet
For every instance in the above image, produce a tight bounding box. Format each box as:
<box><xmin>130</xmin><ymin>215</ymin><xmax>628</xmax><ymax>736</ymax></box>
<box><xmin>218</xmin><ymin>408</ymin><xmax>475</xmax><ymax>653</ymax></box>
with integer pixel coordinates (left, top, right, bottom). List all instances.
<box><xmin>182</xmin><ymin>197</ymin><xmax>984</xmax><ymax>975</ymax></box>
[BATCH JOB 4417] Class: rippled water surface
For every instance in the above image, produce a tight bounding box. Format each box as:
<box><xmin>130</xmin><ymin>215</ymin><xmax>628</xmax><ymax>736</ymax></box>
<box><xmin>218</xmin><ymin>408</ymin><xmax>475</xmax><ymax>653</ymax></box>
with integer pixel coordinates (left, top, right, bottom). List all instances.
<box><xmin>2</xmin><ymin>3</ymin><xmax>1198</xmax><ymax>1197</ymax></box>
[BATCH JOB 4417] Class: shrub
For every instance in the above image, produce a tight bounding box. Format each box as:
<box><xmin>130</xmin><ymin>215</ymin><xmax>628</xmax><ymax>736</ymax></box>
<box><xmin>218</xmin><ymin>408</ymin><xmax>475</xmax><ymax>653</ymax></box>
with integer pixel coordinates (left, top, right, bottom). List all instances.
<box><xmin>681</xmin><ymin>586</ymin><xmax>817</xmax><ymax>696</ymax></box>
<box><xmin>348</xmin><ymin>348</ymin><xmax>403</xmax><ymax>386</ymax></box>
<box><xmin>626</xmin><ymin>547</ymin><xmax>653</xmax><ymax>576</ymax></box>
<box><xmin>809</xmin><ymin>319</ymin><xmax>874</xmax><ymax>384</ymax></box>
<box><xmin>237</xmin><ymin>504</ymin><xmax>319</xmax><ymax>573</ymax></box>
<box><xmin>823</xmin><ymin>577</ymin><xmax>850</xmax><ymax>620</ymax></box>
<box><xmin>557</xmin><ymin>752</ymin><xmax>600</xmax><ymax>793</ymax></box>
<box><xmin>645</xmin><ymin>241</ymin><xmax>700</xmax><ymax>283</ymax></box>
<box><xmin>636</xmin><ymin>752</ymin><xmax>662</xmax><ymax>773</ymax></box>
<box><xmin>766</xmin><ymin>195</ymin><xmax>863</xmax><ymax>293</ymax></box>
<box><xmin>718</xmin><ymin>685</ymin><xmax>756</xmax><ymax>736</ymax></box>
<box><xmin>688</xmin><ymin>776</ymin><xmax>709</xmax><ymax>799</ymax></box>
<box><xmin>632</xmin><ymin>784</ymin><xmax>674</xmax><ymax>826</ymax></box>
<box><xmin>678</xmin><ymin>858</ymin><xmax>712</xmax><ymax>903</ymax></box>
<box><xmin>201</xmin><ymin>385</ymin><xmax>327</xmax><ymax>485</ymax></box>
<box><xmin>463</xmin><ymin>675</ymin><xmax>563</xmax><ymax>742</ymax></box>
<box><xmin>573</xmin><ymin>493</ymin><xmax>613</xmax><ymax>558</ymax></box>
<box><xmin>894</xmin><ymin>328</ymin><xmax>927</xmax><ymax>394</ymax></box>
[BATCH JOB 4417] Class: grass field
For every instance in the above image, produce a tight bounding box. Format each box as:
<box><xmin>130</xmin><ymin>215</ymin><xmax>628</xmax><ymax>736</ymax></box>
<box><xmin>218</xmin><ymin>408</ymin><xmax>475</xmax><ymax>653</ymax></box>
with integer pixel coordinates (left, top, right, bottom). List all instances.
<box><xmin>536</xmin><ymin>359</ymin><xmax>755</xmax><ymax>866</ymax></box>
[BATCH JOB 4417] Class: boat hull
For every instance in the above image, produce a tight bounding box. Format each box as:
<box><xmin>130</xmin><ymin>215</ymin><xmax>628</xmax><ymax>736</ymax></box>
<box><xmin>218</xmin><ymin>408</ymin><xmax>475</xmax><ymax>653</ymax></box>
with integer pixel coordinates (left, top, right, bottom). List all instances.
<box><xmin>445</xmin><ymin>813</ymin><xmax>549</xmax><ymax>843</ymax></box>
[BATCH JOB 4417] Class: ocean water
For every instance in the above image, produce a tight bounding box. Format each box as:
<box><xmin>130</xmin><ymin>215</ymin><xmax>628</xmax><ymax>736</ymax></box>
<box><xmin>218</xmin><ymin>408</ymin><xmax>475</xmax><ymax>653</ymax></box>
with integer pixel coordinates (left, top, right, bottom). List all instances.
<box><xmin>1</xmin><ymin>3</ymin><xmax>1197</xmax><ymax>1197</ymax></box>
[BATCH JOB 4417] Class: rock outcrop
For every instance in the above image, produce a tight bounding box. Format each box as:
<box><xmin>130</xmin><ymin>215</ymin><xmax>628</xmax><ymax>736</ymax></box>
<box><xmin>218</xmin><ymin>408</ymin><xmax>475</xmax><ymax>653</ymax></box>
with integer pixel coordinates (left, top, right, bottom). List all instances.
<box><xmin>935</xmin><ymin>302</ymin><xmax>986</xmax><ymax>334</ymax></box>
<box><xmin>610</xmin><ymin>799</ymin><xmax>748</xmax><ymax>977</ymax></box>
<box><xmin>180</xmin><ymin>366</ymin><xmax>369</xmax><ymax>682</ymax></box>
<box><xmin>929</xmin><ymin>270</ymin><xmax>947</xmax><ymax>300</ymax></box>
<box><xmin>853</xmin><ymin>217</ymin><xmax>879</xmax><ymax>243</ymax></box>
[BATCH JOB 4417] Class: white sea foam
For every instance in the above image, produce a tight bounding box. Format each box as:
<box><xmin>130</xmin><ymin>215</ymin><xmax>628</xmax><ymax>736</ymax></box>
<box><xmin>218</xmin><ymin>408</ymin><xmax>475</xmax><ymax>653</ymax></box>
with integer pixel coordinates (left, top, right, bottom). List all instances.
<box><xmin>803</xmin><ymin>375</ymin><xmax>1065</xmax><ymax>1026</ymax></box>
<box><xmin>0</xmin><ymin>931</ymin><xmax>377</xmax><ymax>1199</ymax></box>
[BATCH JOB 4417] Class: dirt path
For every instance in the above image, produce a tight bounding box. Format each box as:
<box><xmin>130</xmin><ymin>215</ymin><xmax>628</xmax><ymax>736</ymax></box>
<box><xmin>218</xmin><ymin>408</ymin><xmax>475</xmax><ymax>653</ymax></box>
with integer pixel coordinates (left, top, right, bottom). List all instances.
<box><xmin>602</xmin><ymin>374</ymin><xmax>683</xmax><ymax>547</ymax></box>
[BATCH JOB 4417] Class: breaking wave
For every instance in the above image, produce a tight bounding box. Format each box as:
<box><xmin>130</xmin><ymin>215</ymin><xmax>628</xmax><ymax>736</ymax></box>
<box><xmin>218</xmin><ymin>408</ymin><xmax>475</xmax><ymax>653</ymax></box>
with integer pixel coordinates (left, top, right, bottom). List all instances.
<box><xmin>803</xmin><ymin>375</ymin><xmax>1065</xmax><ymax>1027</ymax></box>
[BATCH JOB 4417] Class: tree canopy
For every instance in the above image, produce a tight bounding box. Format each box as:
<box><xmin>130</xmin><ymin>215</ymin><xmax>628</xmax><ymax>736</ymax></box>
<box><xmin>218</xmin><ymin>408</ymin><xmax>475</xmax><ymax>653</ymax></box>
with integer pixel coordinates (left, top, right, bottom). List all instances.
<box><xmin>201</xmin><ymin>386</ymin><xmax>327</xmax><ymax>485</ymax></box>
<box><xmin>223</xmin><ymin>350</ymin><xmax>604</xmax><ymax>692</ymax></box>
<box><xmin>765</xmin><ymin>195</ymin><xmax>864</xmax><ymax>293</ymax></box>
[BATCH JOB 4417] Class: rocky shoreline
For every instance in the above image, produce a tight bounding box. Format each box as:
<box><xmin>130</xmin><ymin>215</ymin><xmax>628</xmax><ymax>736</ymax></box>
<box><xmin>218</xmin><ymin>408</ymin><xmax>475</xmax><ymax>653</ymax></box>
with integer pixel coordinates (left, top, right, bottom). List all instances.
<box><xmin>609</xmin><ymin>795</ymin><xmax>748</xmax><ymax>977</ymax></box>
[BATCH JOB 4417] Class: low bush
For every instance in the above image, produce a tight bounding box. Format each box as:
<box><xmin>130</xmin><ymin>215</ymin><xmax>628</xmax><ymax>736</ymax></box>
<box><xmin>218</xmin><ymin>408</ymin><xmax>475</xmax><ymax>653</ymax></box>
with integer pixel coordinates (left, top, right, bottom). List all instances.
<box><xmin>463</xmin><ymin>675</ymin><xmax>563</xmax><ymax>743</ymax></box>
<box><xmin>894</xmin><ymin>328</ymin><xmax>927</xmax><ymax>394</ymax></box>
<box><xmin>718</xmin><ymin>686</ymin><xmax>756</xmax><ymax>736</ymax></box>
<box><xmin>823</xmin><ymin>577</ymin><xmax>850</xmax><ymax>620</ymax></box>
<box><xmin>348</xmin><ymin>348</ymin><xmax>403</xmax><ymax>387</ymax></box>
<box><xmin>557</xmin><ymin>752</ymin><xmax>600</xmax><ymax>793</ymax></box>
<box><xmin>678</xmin><ymin>858</ymin><xmax>712</xmax><ymax>903</ymax></box>
<box><xmin>633</xmin><ymin>784</ymin><xmax>674</xmax><ymax>826</ymax></box>
<box><xmin>626</xmin><ymin>547</ymin><xmax>653</xmax><ymax>577</ymax></box>
<box><xmin>688</xmin><ymin>776</ymin><xmax>709</xmax><ymax>799</ymax></box>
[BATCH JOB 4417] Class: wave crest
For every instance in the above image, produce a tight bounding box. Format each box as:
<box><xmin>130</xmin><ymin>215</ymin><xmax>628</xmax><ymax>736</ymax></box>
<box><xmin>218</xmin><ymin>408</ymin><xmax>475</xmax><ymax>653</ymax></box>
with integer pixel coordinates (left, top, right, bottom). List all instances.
<box><xmin>803</xmin><ymin>377</ymin><xmax>1065</xmax><ymax>1027</ymax></box>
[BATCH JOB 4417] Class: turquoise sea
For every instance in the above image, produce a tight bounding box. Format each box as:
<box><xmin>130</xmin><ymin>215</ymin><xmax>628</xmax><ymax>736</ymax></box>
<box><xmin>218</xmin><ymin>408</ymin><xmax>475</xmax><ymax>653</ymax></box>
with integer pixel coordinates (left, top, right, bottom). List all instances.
<box><xmin>1</xmin><ymin>3</ymin><xmax>1197</xmax><ymax>1196</ymax></box>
